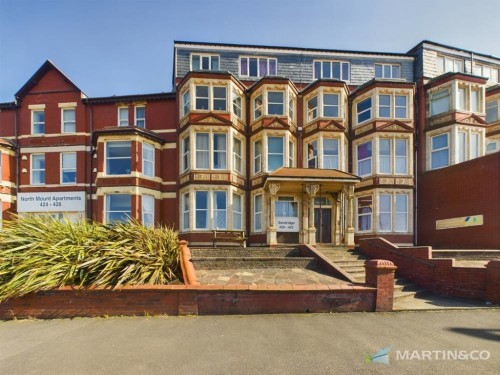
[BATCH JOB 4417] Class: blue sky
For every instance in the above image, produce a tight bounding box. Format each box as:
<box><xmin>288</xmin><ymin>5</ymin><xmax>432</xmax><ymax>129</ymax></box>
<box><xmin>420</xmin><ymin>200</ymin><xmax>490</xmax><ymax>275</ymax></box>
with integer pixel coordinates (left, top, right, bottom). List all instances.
<box><xmin>1</xmin><ymin>0</ymin><xmax>499</xmax><ymax>102</ymax></box>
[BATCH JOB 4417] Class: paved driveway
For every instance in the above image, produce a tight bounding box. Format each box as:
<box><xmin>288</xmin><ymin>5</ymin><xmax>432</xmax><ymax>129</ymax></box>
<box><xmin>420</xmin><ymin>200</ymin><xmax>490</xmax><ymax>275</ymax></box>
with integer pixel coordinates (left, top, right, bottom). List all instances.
<box><xmin>0</xmin><ymin>310</ymin><xmax>498</xmax><ymax>374</ymax></box>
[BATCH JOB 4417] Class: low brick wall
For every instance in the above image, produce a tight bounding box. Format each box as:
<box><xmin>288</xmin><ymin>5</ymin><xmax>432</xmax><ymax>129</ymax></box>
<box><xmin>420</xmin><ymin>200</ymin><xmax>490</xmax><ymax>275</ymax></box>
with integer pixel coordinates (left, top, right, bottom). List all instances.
<box><xmin>359</xmin><ymin>237</ymin><xmax>500</xmax><ymax>304</ymax></box>
<box><xmin>0</xmin><ymin>285</ymin><xmax>377</xmax><ymax>319</ymax></box>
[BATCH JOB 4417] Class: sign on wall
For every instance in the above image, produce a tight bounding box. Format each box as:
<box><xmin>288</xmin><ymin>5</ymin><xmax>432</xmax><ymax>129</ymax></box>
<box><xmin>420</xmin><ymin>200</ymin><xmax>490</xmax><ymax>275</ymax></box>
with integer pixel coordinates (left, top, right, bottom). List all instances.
<box><xmin>436</xmin><ymin>215</ymin><xmax>484</xmax><ymax>230</ymax></box>
<box><xmin>276</xmin><ymin>217</ymin><xmax>299</xmax><ymax>232</ymax></box>
<box><xmin>17</xmin><ymin>192</ymin><xmax>86</xmax><ymax>213</ymax></box>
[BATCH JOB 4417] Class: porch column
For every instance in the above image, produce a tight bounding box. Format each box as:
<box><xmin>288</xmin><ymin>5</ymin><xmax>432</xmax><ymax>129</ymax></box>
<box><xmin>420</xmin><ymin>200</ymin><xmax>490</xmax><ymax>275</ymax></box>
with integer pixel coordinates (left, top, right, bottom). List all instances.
<box><xmin>305</xmin><ymin>184</ymin><xmax>320</xmax><ymax>246</ymax></box>
<box><xmin>268</xmin><ymin>183</ymin><xmax>280</xmax><ymax>246</ymax></box>
<box><xmin>345</xmin><ymin>185</ymin><xmax>355</xmax><ymax>249</ymax></box>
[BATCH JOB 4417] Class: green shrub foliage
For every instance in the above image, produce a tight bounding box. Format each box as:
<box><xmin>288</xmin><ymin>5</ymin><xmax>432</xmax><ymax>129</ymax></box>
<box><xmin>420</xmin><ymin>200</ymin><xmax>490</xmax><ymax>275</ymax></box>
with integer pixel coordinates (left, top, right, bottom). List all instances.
<box><xmin>0</xmin><ymin>215</ymin><xmax>180</xmax><ymax>302</ymax></box>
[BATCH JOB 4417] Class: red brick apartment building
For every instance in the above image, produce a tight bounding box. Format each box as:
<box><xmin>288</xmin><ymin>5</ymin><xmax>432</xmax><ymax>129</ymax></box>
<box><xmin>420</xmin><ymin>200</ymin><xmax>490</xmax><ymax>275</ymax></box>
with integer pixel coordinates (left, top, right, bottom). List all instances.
<box><xmin>0</xmin><ymin>40</ymin><xmax>499</xmax><ymax>249</ymax></box>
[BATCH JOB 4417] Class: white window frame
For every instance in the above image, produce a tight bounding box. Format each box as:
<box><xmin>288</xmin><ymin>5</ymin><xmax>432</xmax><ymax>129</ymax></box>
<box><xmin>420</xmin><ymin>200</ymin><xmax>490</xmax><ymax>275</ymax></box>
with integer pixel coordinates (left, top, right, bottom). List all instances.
<box><xmin>182</xmin><ymin>90</ymin><xmax>190</xmax><ymax>117</ymax></box>
<box><xmin>288</xmin><ymin>140</ymin><xmax>294</xmax><ymax>168</ymax></box>
<box><xmin>105</xmin><ymin>194</ymin><xmax>131</xmax><ymax>224</ymax></box>
<box><xmin>267</xmin><ymin>91</ymin><xmax>284</xmax><ymax>116</ymax></box>
<box><xmin>254</xmin><ymin>140</ymin><xmax>262</xmax><ymax>174</ymax></box>
<box><xmin>431</xmin><ymin>89</ymin><xmax>450</xmax><ymax>116</ymax></box>
<box><xmin>323</xmin><ymin>138</ymin><xmax>339</xmax><ymax>169</ymax></box>
<box><xmin>239</xmin><ymin>56</ymin><xmax>277</xmax><ymax>77</ymax></box>
<box><xmin>394</xmin><ymin>194</ymin><xmax>408</xmax><ymax>232</ymax></box>
<box><xmin>307</xmin><ymin>96</ymin><xmax>318</xmax><ymax>122</ymax></box>
<box><xmin>378</xmin><ymin>194</ymin><xmax>392</xmax><ymax>232</ymax></box>
<box><xmin>313</xmin><ymin>60</ymin><xmax>350</xmax><ymax>81</ymax></box>
<box><xmin>357</xmin><ymin>141</ymin><xmax>372</xmax><ymax>177</ymax></box>
<box><xmin>307</xmin><ymin>140</ymin><xmax>318</xmax><ymax>169</ymax></box>
<box><xmin>486</xmin><ymin>100</ymin><xmax>499</xmax><ymax>123</ymax></box>
<box><xmin>212</xmin><ymin>133</ymin><xmax>227</xmax><ymax>170</ymax></box>
<box><xmin>357</xmin><ymin>195</ymin><xmax>372</xmax><ymax>232</ymax></box>
<box><xmin>357</xmin><ymin>97</ymin><xmax>372</xmax><ymax>124</ymax></box>
<box><xmin>135</xmin><ymin>106</ymin><xmax>145</xmax><ymax>128</ymax></box>
<box><xmin>212</xmin><ymin>86</ymin><xmax>227</xmax><ymax>112</ymax></box>
<box><xmin>60</xmin><ymin>152</ymin><xmax>76</xmax><ymax>184</ymax></box>
<box><xmin>378</xmin><ymin>139</ymin><xmax>392</xmax><ymax>174</ymax></box>
<box><xmin>233</xmin><ymin>193</ymin><xmax>243</xmax><ymax>230</ymax></box>
<box><xmin>267</xmin><ymin>136</ymin><xmax>284</xmax><ymax>172</ymax></box>
<box><xmin>232</xmin><ymin>91</ymin><xmax>242</xmax><ymax>119</ymax></box>
<box><xmin>195</xmin><ymin>85</ymin><xmax>210</xmax><ymax>111</ymax></box>
<box><xmin>118</xmin><ymin>107</ymin><xmax>129</xmax><ymax>127</ymax></box>
<box><xmin>195</xmin><ymin>191</ymin><xmax>209</xmax><ymax>230</ymax></box>
<box><xmin>182</xmin><ymin>192</ymin><xmax>190</xmax><ymax>230</ymax></box>
<box><xmin>378</xmin><ymin>95</ymin><xmax>391</xmax><ymax>118</ymax></box>
<box><xmin>31</xmin><ymin>154</ymin><xmax>45</xmax><ymax>185</ymax></box>
<box><xmin>436</xmin><ymin>55</ymin><xmax>464</xmax><ymax>74</ymax></box>
<box><xmin>323</xmin><ymin>93</ymin><xmax>339</xmax><ymax>118</ymax></box>
<box><xmin>430</xmin><ymin>133</ymin><xmax>449</xmax><ymax>170</ymax></box>
<box><xmin>458</xmin><ymin>131</ymin><xmax>466</xmax><ymax>163</ymax></box>
<box><xmin>142</xmin><ymin>194</ymin><xmax>154</xmax><ymax>227</ymax></box>
<box><xmin>106</xmin><ymin>141</ymin><xmax>132</xmax><ymax>175</ymax></box>
<box><xmin>254</xmin><ymin>194</ymin><xmax>263</xmax><ymax>232</ymax></box>
<box><xmin>395</xmin><ymin>139</ymin><xmax>408</xmax><ymax>174</ymax></box>
<box><xmin>142</xmin><ymin>143</ymin><xmax>155</xmax><ymax>178</ymax></box>
<box><xmin>395</xmin><ymin>95</ymin><xmax>407</xmax><ymax>119</ymax></box>
<box><xmin>375</xmin><ymin>63</ymin><xmax>401</xmax><ymax>79</ymax></box>
<box><xmin>213</xmin><ymin>191</ymin><xmax>227</xmax><ymax>230</ymax></box>
<box><xmin>181</xmin><ymin>136</ymin><xmax>190</xmax><ymax>173</ymax></box>
<box><xmin>32</xmin><ymin>110</ymin><xmax>45</xmax><ymax>135</ymax></box>
<box><xmin>254</xmin><ymin>94</ymin><xmax>263</xmax><ymax>120</ymax></box>
<box><xmin>61</xmin><ymin>108</ymin><xmax>76</xmax><ymax>133</ymax></box>
<box><xmin>191</xmin><ymin>53</ymin><xmax>220</xmax><ymax>71</ymax></box>
<box><xmin>233</xmin><ymin>138</ymin><xmax>242</xmax><ymax>174</ymax></box>
<box><xmin>195</xmin><ymin>133</ymin><xmax>210</xmax><ymax>169</ymax></box>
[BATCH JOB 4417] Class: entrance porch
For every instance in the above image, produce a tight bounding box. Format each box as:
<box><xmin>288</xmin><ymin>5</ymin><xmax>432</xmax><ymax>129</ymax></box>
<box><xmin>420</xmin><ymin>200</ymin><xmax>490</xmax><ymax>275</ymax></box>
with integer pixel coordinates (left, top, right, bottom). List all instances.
<box><xmin>262</xmin><ymin>168</ymin><xmax>360</xmax><ymax>248</ymax></box>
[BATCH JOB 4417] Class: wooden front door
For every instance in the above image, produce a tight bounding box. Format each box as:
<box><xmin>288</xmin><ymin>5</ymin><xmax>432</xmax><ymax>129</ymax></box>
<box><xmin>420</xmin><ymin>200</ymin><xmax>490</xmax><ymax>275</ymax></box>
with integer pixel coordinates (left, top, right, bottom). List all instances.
<box><xmin>314</xmin><ymin>208</ymin><xmax>332</xmax><ymax>243</ymax></box>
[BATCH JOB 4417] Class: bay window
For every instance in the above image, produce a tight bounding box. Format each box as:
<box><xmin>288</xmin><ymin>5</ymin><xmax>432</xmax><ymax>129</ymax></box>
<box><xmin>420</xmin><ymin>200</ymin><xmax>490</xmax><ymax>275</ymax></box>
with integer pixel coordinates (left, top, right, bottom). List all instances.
<box><xmin>268</xmin><ymin>137</ymin><xmax>284</xmax><ymax>171</ymax></box>
<box><xmin>378</xmin><ymin>139</ymin><xmax>408</xmax><ymax>175</ymax></box>
<box><xmin>142</xmin><ymin>195</ymin><xmax>154</xmax><ymax>227</ymax></box>
<box><xmin>213</xmin><ymin>133</ymin><xmax>227</xmax><ymax>169</ymax></box>
<box><xmin>142</xmin><ymin>143</ymin><xmax>154</xmax><ymax>177</ymax></box>
<box><xmin>254</xmin><ymin>140</ymin><xmax>262</xmax><ymax>174</ymax></box>
<box><xmin>323</xmin><ymin>94</ymin><xmax>339</xmax><ymax>117</ymax></box>
<box><xmin>254</xmin><ymin>194</ymin><xmax>262</xmax><ymax>232</ymax></box>
<box><xmin>378</xmin><ymin>194</ymin><xmax>392</xmax><ymax>232</ymax></box>
<box><xmin>106</xmin><ymin>141</ymin><xmax>131</xmax><ymax>175</ymax></box>
<box><xmin>106</xmin><ymin>194</ymin><xmax>131</xmax><ymax>223</ymax></box>
<box><xmin>431</xmin><ymin>133</ymin><xmax>449</xmax><ymax>169</ymax></box>
<box><xmin>486</xmin><ymin>100</ymin><xmax>498</xmax><ymax>123</ymax></box>
<box><xmin>268</xmin><ymin>91</ymin><xmax>284</xmax><ymax>115</ymax></box>
<box><xmin>357</xmin><ymin>141</ymin><xmax>372</xmax><ymax>176</ymax></box>
<box><xmin>233</xmin><ymin>194</ymin><xmax>242</xmax><ymax>230</ymax></box>
<box><xmin>213</xmin><ymin>191</ymin><xmax>227</xmax><ymax>229</ymax></box>
<box><xmin>195</xmin><ymin>191</ymin><xmax>209</xmax><ymax>229</ymax></box>
<box><xmin>357</xmin><ymin>97</ymin><xmax>372</xmax><ymax>124</ymax></box>
<box><xmin>395</xmin><ymin>194</ymin><xmax>408</xmax><ymax>232</ymax></box>
<box><xmin>431</xmin><ymin>89</ymin><xmax>450</xmax><ymax>116</ymax></box>
<box><xmin>193</xmin><ymin>85</ymin><xmax>229</xmax><ymax>111</ymax></box>
<box><xmin>323</xmin><ymin>139</ymin><xmax>339</xmax><ymax>169</ymax></box>
<box><xmin>357</xmin><ymin>195</ymin><xmax>372</xmax><ymax>232</ymax></box>
<box><xmin>233</xmin><ymin>138</ymin><xmax>242</xmax><ymax>173</ymax></box>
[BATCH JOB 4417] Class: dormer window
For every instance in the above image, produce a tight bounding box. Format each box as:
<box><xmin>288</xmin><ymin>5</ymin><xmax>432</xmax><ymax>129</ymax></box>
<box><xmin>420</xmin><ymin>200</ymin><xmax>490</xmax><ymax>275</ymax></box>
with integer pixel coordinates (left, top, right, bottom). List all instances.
<box><xmin>118</xmin><ymin>107</ymin><xmax>129</xmax><ymax>126</ymax></box>
<box><xmin>436</xmin><ymin>56</ymin><xmax>464</xmax><ymax>74</ymax></box>
<box><xmin>314</xmin><ymin>61</ymin><xmax>349</xmax><ymax>81</ymax></box>
<box><xmin>375</xmin><ymin>64</ymin><xmax>400</xmax><ymax>79</ymax></box>
<box><xmin>240</xmin><ymin>57</ymin><xmax>277</xmax><ymax>77</ymax></box>
<box><xmin>191</xmin><ymin>54</ymin><xmax>219</xmax><ymax>71</ymax></box>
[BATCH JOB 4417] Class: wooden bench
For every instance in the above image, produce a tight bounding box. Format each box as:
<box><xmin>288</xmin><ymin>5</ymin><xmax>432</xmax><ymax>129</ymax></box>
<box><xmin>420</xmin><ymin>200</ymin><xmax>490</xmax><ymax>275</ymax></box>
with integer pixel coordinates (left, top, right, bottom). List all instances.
<box><xmin>212</xmin><ymin>230</ymin><xmax>247</xmax><ymax>248</ymax></box>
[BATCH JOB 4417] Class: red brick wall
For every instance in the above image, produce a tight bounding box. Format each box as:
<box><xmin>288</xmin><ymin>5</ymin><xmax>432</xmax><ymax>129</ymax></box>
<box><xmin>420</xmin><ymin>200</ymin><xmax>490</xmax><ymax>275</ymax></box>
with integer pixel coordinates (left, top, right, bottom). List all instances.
<box><xmin>0</xmin><ymin>285</ymin><xmax>378</xmax><ymax>319</ymax></box>
<box><xmin>417</xmin><ymin>152</ymin><xmax>500</xmax><ymax>249</ymax></box>
<box><xmin>359</xmin><ymin>237</ymin><xmax>499</xmax><ymax>302</ymax></box>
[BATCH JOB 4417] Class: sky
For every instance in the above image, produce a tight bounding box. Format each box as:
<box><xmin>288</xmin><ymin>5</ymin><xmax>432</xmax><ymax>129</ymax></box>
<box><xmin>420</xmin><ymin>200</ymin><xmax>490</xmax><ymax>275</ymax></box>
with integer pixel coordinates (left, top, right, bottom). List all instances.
<box><xmin>1</xmin><ymin>0</ymin><xmax>499</xmax><ymax>102</ymax></box>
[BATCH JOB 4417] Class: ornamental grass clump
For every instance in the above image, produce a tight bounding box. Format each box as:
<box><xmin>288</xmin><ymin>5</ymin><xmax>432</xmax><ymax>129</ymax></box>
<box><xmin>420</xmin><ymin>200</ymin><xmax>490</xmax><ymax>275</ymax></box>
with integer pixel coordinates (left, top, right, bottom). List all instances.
<box><xmin>0</xmin><ymin>215</ymin><xmax>180</xmax><ymax>302</ymax></box>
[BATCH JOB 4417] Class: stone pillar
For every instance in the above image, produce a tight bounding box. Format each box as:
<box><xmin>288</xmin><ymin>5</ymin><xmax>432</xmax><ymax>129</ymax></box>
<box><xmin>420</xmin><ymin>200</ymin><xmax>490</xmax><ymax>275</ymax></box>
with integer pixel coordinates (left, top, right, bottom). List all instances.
<box><xmin>344</xmin><ymin>185</ymin><xmax>355</xmax><ymax>249</ymax></box>
<box><xmin>305</xmin><ymin>184</ymin><xmax>319</xmax><ymax>245</ymax></box>
<box><xmin>485</xmin><ymin>260</ymin><xmax>500</xmax><ymax>304</ymax></box>
<box><xmin>365</xmin><ymin>259</ymin><xmax>397</xmax><ymax>312</ymax></box>
<box><xmin>268</xmin><ymin>183</ymin><xmax>280</xmax><ymax>246</ymax></box>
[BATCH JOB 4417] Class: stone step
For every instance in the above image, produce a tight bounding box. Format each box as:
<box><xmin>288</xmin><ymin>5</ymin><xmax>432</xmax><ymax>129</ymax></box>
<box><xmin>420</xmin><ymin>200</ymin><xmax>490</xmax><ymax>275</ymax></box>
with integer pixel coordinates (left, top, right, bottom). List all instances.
<box><xmin>191</xmin><ymin>257</ymin><xmax>317</xmax><ymax>270</ymax></box>
<box><xmin>190</xmin><ymin>247</ymin><xmax>298</xmax><ymax>258</ymax></box>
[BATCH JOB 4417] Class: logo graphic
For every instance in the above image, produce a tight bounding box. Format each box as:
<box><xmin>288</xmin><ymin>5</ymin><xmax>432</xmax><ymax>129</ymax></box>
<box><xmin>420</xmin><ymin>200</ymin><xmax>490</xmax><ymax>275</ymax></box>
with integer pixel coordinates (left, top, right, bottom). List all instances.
<box><xmin>365</xmin><ymin>346</ymin><xmax>392</xmax><ymax>365</ymax></box>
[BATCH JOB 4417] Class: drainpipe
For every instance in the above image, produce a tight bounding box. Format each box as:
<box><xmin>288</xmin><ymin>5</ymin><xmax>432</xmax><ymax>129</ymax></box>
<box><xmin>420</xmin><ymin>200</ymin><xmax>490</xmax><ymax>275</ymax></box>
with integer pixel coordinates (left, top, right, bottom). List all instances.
<box><xmin>14</xmin><ymin>103</ymin><xmax>19</xmax><ymax>199</ymax></box>
<box><xmin>413</xmin><ymin>86</ymin><xmax>418</xmax><ymax>246</ymax></box>
<box><xmin>88</xmin><ymin>103</ymin><xmax>93</xmax><ymax>221</ymax></box>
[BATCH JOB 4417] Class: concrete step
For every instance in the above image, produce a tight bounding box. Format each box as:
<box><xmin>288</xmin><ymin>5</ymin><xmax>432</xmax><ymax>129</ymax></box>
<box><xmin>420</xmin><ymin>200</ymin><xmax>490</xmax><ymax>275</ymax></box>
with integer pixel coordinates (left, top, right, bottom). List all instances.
<box><xmin>191</xmin><ymin>257</ymin><xmax>317</xmax><ymax>270</ymax></box>
<box><xmin>190</xmin><ymin>247</ymin><xmax>298</xmax><ymax>258</ymax></box>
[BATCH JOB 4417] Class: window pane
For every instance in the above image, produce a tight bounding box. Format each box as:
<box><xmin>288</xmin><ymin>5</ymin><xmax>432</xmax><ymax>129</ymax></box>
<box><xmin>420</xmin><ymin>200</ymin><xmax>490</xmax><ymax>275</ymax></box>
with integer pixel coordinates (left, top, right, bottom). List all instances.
<box><xmin>395</xmin><ymin>139</ymin><xmax>407</xmax><ymax>174</ymax></box>
<box><xmin>332</xmin><ymin>62</ymin><xmax>340</xmax><ymax>79</ymax></box>
<box><xmin>395</xmin><ymin>95</ymin><xmax>407</xmax><ymax>118</ymax></box>
<box><xmin>323</xmin><ymin>62</ymin><xmax>331</xmax><ymax>78</ymax></box>
<box><xmin>431</xmin><ymin>90</ymin><xmax>450</xmax><ymax>116</ymax></box>
<box><xmin>432</xmin><ymin>134</ymin><xmax>448</xmax><ymax>149</ymax></box>
<box><xmin>249</xmin><ymin>58</ymin><xmax>258</xmax><ymax>77</ymax></box>
<box><xmin>269</xmin><ymin>59</ymin><xmax>277</xmax><ymax>75</ymax></box>
<box><xmin>107</xmin><ymin>195</ymin><xmax>131</xmax><ymax>223</ymax></box>
<box><xmin>214</xmin><ymin>191</ymin><xmax>227</xmax><ymax>229</ymax></box>
<box><xmin>471</xmin><ymin>90</ymin><xmax>480</xmax><ymax>113</ymax></box>
<box><xmin>314</xmin><ymin>61</ymin><xmax>321</xmax><ymax>79</ymax></box>
<box><xmin>196</xmin><ymin>133</ymin><xmax>209</xmax><ymax>169</ymax></box>
<box><xmin>395</xmin><ymin>194</ymin><xmax>408</xmax><ymax>232</ymax></box>
<box><xmin>142</xmin><ymin>195</ymin><xmax>154</xmax><ymax>227</ymax></box>
<box><xmin>192</xmin><ymin>55</ymin><xmax>200</xmax><ymax>70</ymax></box>
<box><xmin>431</xmin><ymin>149</ymin><xmax>449</xmax><ymax>169</ymax></box>
<box><xmin>470</xmin><ymin>133</ymin><xmax>479</xmax><ymax>159</ymax></box>
<box><xmin>379</xmin><ymin>139</ymin><xmax>391</xmax><ymax>173</ymax></box>
<box><xmin>259</xmin><ymin>59</ymin><xmax>267</xmax><ymax>77</ymax></box>
<box><xmin>195</xmin><ymin>86</ymin><xmax>209</xmax><ymax>110</ymax></box>
<box><xmin>486</xmin><ymin>101</ymin><xmax>498</xmax><ymax>123</ymax></box>
<box><xmin>458</xmin><ymin>132</ymin><xmax>466</xmax><ymax>163</ymax></box>
<box><xmin>323</xmin><ymin>94</ymin><xmax>339</xmax><ymax>117</ymax></box>
<box><xmin>379</xmin><ymin>95</ymin><xmax>391</xmax><ymax>118</ymax></box>
<box><xmin>392</xmin><ymin>65</ymin><xmax>400</xmax><ymax>78</ymax></box>
<box><xmin>240</xmin><ymin>58</ymin><xmax>248</xmax><ymax>76</ymax></box>
<box><xmin>195</xmin><ymin>191</ymin><xmax>208</xmax><ymax>229</ymax></box>
<box><xmin>268</xmin><ymin>92</ymin><xmax>284</xmax><ymax>115</ymax></box>
<box><xmin>233</xmin><ymin>194</ymin><xmax>242</xmax><ymax>230</ymax></box>
<box><xmin>375</xmin><ymin>64</ymin><xmax>382</xmax><ymax>78</ymax></box>
<box><xmin>213</xmin><ymin>133</ymin><xmax>227</xmax><ymax>169</ymax></box>
<box><xmin>379</xmin><ymin>194</ymin><xmax>391</xmax><ymax>231</ymax></box>
<box><xmin>211</xmin><ymin>56</ymin><xmax>220</xmax><ymax>70</ymax></box>
<box><xmin>213</xmin><ymin>87</ymin><xmax>227</xmax><ymax>111</ymax></box>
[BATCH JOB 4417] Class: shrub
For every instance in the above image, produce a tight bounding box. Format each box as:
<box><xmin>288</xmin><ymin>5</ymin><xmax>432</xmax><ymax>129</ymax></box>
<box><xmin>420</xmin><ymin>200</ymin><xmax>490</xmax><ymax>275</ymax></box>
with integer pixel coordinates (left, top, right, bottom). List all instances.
<box><xmin>0</xmin><ymin>215</ymin><xmax>180</xmax><ymax>302</ymax></box>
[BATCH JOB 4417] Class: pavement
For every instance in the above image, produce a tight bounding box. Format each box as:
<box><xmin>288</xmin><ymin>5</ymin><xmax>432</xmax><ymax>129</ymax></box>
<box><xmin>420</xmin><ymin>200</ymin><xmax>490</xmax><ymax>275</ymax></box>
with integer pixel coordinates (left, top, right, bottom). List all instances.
<box><xmin>0</xmin><ymin>310</ymin><xmax>498</xmax><ymax>375</ymax></box>
<box><xmin>195</xmin><ymin>267</ymin><xmax>348</xmax><ymax>285</ymax></box>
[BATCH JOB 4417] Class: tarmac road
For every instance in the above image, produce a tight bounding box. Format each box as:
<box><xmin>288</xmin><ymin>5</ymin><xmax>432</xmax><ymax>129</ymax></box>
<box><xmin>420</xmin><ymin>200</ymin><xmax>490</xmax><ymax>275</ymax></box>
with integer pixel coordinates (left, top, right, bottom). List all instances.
<box><xmin>0</xmin><ymin>309</ymin><xmax>498</xmax><ymax>375</ymax></box>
